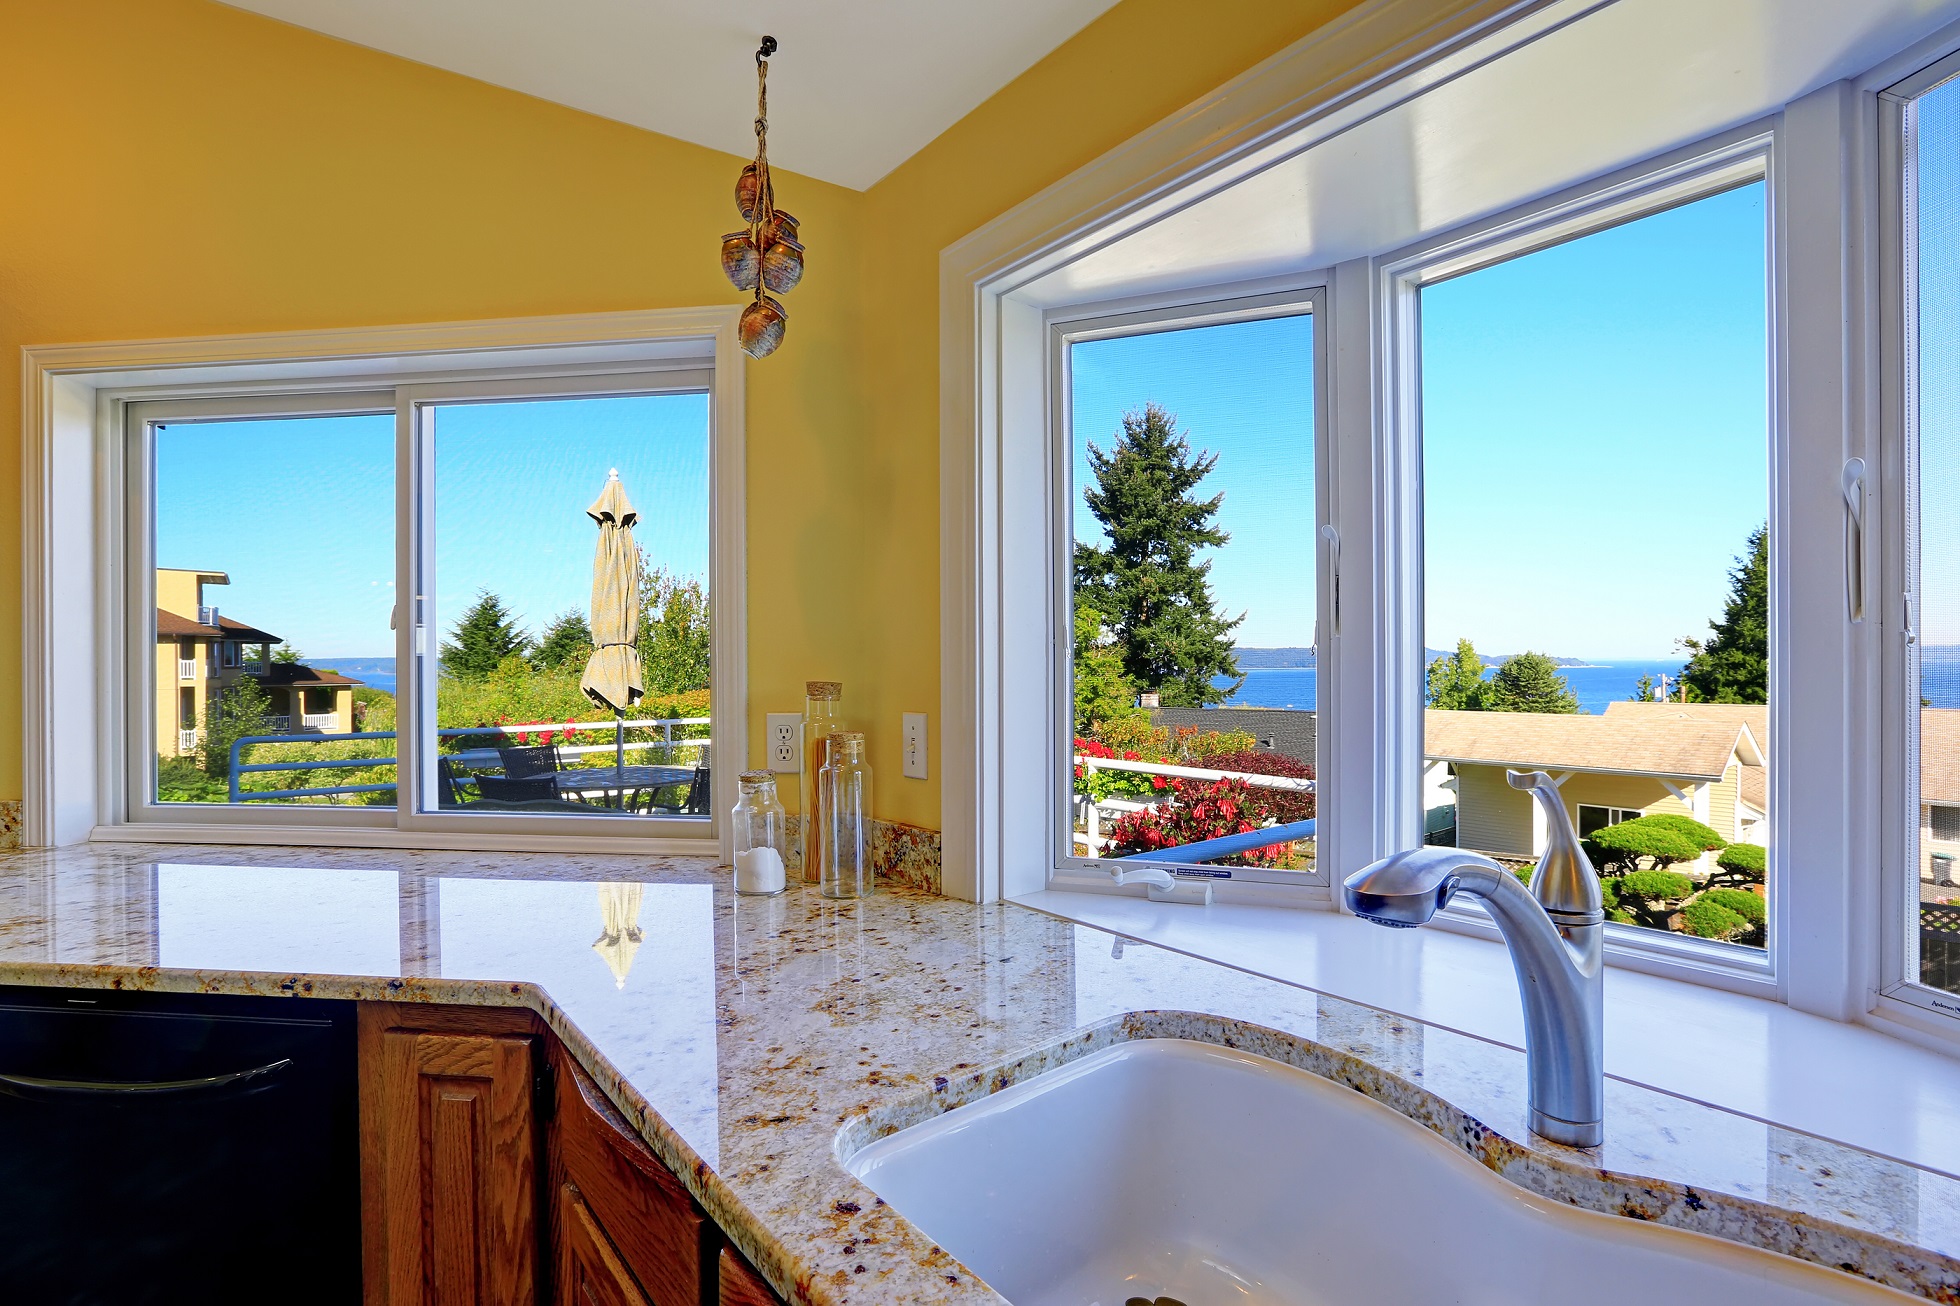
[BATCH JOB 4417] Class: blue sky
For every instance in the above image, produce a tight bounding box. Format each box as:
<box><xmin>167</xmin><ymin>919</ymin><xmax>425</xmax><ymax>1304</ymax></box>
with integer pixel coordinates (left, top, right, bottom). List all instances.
<box><xmin>154</xmin><ymin>393</ymin><xmax>709</xmax><ymax>659</ymax></box>
<box><xmin>1919</xmin><ymin>77</ymin><xmax>1960</xmax><ymax>655</ymax></box>
<box><xmin>1070</xmin><ymin>182</ymin><xmax>1768</xmax><ymax>661</ymax></box>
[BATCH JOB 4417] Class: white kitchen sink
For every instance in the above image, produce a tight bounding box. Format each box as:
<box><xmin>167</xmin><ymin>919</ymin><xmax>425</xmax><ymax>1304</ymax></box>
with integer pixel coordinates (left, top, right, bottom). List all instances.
<box><xmin>844</xmin><ymin>1038</ymin><xmax>1911</xmax><ymax>1306</ymax></box>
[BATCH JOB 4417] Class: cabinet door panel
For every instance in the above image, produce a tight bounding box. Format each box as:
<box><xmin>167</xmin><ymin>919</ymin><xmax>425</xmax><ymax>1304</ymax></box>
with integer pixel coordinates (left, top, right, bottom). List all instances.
<box><xmin>367</xmin><ymin>1025</ymin><xmax>538</xmax><ymax>1306</ymax></box>
<box><xmin>717</xmin><ymin>1246</ymin><xmax>783</xmax><ymax>1306</ymax></box>
<box><xmin>560</xmin><ymin>1183</ymin><xmax>654</xmax><ymax>1306</ymax></box>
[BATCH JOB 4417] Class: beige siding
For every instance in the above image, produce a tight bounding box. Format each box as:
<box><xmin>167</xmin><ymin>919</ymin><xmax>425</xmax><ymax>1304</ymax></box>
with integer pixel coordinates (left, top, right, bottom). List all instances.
<box><xmin>1708</xmin><ymin>762</ymin><xmax>1739</xmax><ymax>843</ymax></box>
<box><xmin>1454</xmin><ymin>765</ymin><xmax>1533</xmax><ymax>857</ymax></box>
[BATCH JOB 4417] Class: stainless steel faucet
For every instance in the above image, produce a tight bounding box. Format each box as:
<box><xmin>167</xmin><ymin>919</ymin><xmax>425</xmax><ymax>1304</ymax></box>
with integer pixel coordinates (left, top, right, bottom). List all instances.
<box><xmin>1341</xmin><ymin>769</ymin><xmax>1605</xmax><ymax>1147</ymax></box>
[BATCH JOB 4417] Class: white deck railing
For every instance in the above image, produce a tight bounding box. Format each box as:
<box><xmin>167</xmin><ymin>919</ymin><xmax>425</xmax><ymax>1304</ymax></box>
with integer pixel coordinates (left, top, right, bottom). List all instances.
<box><xmin>177</xmin><ymin>658</ymin><xmax>198</xmax><ymax>680</ymax></box>
<box><xmin>1072</xmin><ymin>753</ymin><xmax>1316</xmax><ymax>856</ymax></box>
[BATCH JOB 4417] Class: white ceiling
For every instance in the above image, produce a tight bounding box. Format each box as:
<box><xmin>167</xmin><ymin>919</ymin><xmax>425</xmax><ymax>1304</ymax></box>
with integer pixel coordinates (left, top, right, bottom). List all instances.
<box><xmin>1024</xmin><ymin>0</ymin><xmax>1960</xmax><ymax>307</ymax></box>
<box><xmin>218</xmin><ymin>0</ymin><xmax>1122</xmax><ymax>190</ymax></box>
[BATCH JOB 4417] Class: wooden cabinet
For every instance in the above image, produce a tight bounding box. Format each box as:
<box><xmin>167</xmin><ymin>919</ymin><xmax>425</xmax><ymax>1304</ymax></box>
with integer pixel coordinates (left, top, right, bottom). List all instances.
<box><xmin>559</xmin><ymin>1183</ymin><xmax>653</xmax><ymax>1306</ymax></box>
<box><xmin>360</xmin><ymin>1006</ymin><xmax>544</xmax><ymax>1306</ymax></box>
<box><xmin>358</xmin><ymin>1004</ymin><xmax>783</xmax><ymax>1306</ymax></box>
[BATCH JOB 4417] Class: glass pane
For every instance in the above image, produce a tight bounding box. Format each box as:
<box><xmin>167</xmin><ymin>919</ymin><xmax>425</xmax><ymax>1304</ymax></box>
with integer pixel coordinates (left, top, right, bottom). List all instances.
<box><xmin>425</xmin><ymin>393</ymin><xmax>711</xmax><ymax>819</ymax></box>
<box><xmin>151</xmin><ymin>414</ymin><xmax>396</xmax><ymax>808</ymax></box>
<box><xmin>1065</xmin><ymin>313</ymin><xmax>1319</xmax><ymax>874</ymax></box>
<box><xmin>1421</xmin><ymin>183</ymin><xmax>1770</xmax><ymax>948</ymax></box>
<box><xmin>1914</xmin><ymin>75</ymin><xmax>1960</xmax><ymax>991</ymax></box>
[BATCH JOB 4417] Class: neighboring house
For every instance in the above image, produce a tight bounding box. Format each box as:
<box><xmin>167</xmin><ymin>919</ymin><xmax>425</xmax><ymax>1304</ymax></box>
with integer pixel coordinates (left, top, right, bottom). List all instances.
<box><xmin>1921</xmin><ymin>710</ymin><xmax>1960</xmax><ymax>888</ymax></box>
<box><xmin>156</xmin><ymin>568</ymin><xmax>359</xmax><ymax>757</ymax></box>
<box><xmin>1149</xmin><ymin>706</ymin><xmax>1316</xmax><ymax>768</ymax></box>
<box><xmin>1424</xmin><ymin>707</ymin><xmax>1765</xmax><ymax>870</ymax></box>
<box><xmin>1601</xmin><ymin>701</ymin><xmax>1769</xmax><ymax>846</ymax></box>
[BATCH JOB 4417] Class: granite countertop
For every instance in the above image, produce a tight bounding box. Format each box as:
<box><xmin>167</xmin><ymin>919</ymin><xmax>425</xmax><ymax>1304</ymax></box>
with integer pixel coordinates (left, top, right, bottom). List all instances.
<box><xmin>1</xmin><ymin>843</ymin><xmax>1957</xmax><ymax>1304</ymax></box>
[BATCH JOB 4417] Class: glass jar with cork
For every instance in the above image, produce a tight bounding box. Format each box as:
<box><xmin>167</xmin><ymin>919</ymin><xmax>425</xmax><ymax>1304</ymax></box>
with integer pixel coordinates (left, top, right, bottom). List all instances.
<box><xmin>731</xmin><ymin>770</ymin><xmax>787</xmax><ymax>896</ymax></box>
<box><xmin>800</xmin><ymin>681</ymin><xmax>844</xmax><ymax>882</ymax></box>
<box><xmin>818</xmin><ymin>731</ymin><xmax>873</xmax><ymax>899</ymax></box>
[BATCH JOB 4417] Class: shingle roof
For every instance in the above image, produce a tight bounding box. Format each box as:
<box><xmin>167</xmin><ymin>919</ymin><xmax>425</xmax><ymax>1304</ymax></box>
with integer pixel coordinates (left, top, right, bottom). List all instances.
<box><xmin>1424</xmin><ymin>709</ymin><xmax>1760</xmax><ymax>781</ymax></box>
<box><xmin>1606</xmin><ymin>700</ymin><xmax>1770</xmax><ymax>813</ymax></box>
<box><xmin>154</xmin><ymin>609</ymin><xmax>281</xmax><ymax>644</ymax></box>
<box><xmin>1923</xmin><ymin>710</ymin><xmax>1960</xmax><ymax>806</ymax></box>
<box><xmin>256</xmin><ymin>663</ymin><xmax>361</xmax><ymax>688</ymax></box>
<box><xmin>1151</xmin><ymin>707</ymin><xmax>1316</xmax><ymax>767</ymax></box>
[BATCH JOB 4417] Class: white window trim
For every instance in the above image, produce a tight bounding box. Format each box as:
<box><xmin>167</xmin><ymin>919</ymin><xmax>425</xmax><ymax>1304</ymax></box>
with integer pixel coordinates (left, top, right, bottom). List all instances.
<box><xmin>1047</xmin><ymin>288</ymin><xmax>1332</xmax><ymax>894</ymax></box>
<box><xmin>22</xmin><ymin>307</ymin><xmax>746</xmax><ymax>860</ymax></box>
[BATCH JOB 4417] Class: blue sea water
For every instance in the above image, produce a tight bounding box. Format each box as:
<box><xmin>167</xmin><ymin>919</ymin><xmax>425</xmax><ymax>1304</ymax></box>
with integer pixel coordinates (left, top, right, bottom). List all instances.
<box><xmin>1216</xmin><ymin>659</ymin><xmax>1690</xmax><ymax>715</ymax></box>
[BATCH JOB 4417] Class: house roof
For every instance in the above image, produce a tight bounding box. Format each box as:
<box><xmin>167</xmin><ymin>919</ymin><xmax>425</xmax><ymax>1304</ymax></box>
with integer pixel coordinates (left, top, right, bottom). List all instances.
<box><xmin>1924</xmin><ymin>710</ymin><xmax>1960</xmax><ymax>806</ymax></box>
<box><xmin>1150</xmin><ymin>706</ymin><xmax>1316</xmax><ymax>767</ymax></box>
<box><xmin>1606</xmin><ymin>700</ymin><xmax>1770</xmax><ymax>813</ymax></box>
<box><xmin>1424</xmin><ymin>708</ymin><xmax>1762</xmax><ymax>781</ymax></box>
<box><xmin>256</xmin><ymin>663</ymin><xmax>361</xmax><ymax>688</ymax></box>
<box><xmin>155</xmin><ymin>609</ymin><xmax>282</xmax><ymax>644</ymax></box>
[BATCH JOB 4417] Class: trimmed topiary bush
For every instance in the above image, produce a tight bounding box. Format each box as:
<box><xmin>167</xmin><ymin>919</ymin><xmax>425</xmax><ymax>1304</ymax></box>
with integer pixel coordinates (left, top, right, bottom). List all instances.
<box><xmin>1700</xmin><ymin>887</ymin><xmax>1766</xmax><ymax>928</ymax></box>
<box><xmin>1712</xmin><ymin>842</ymin><xmax>1766</xmax><ymax>886</ymax></box>
<box><xmin>1585</xmin><ymin>818</ymin><xmax>1704</xmax><ymax>873</ymax></box>
<box><xmin>1680</xmin><ymin>895</ymin><xmax>1750</xmax><ymax>940</ymax></box>
<box><xmin>1635</xmin><ymin>812</ymin><xmax>1727</xmax><ymax>852</ymax></box>
<box><xmin>1617</xmin><ymin>869</ymin><xmax>1695</xmax><ymax>904</ymax></box>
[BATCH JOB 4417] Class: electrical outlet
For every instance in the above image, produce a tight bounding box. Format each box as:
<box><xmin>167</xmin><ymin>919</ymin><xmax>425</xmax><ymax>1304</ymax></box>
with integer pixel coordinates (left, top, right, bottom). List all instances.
<box><xmin>902</xmin><ymin>712</ymin><xmax>928</xmax><ymax>780</ymax></box>
<box><xmin>765</xmin><ymin>714</ymin><xmax>802</xmax><ymax>772</ymax></box>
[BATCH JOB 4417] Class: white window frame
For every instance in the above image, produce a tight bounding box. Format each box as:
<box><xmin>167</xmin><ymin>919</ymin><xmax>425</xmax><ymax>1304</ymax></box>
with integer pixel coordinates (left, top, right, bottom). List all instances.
<box><xmin>1377</xmin><ymin>127</ymin><xmax>1784</xmax><ymax>995</ymax></box>
<box><xmin>1048</xmin><ymin>288</ymin><xmax>1331</xmax><ymax>893</ymax></box>
<box><xmin>1576</xmin><ymin>805</ymin><xmax>1642</xmax><ymax>839</ymax></box>
<box><xmin>23</xmin><ymin>307</ymin><xmax>745</xmax><ymax>860</ymax></box>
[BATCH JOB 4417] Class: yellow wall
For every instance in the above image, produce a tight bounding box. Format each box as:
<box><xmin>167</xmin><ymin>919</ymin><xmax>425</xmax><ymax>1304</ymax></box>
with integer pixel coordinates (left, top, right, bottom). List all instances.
<box><xmin>1</xmin><ymin>0</ymin><xmax>1366</xmax><ymax>832</ymax></box>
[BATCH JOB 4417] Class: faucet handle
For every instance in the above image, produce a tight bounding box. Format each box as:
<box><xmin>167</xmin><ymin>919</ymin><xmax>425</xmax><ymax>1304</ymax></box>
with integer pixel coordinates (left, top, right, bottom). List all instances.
<box><xmin>1506</xmin><ymin>770</ymin><xmax>1603</xmax><ymax>925</ymax></box>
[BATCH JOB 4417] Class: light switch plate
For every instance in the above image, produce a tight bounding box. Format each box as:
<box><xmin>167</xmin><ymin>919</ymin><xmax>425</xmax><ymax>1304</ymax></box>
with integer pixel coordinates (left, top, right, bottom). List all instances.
<box><xmin>902</xmin><ymin>712</ymin><xmax>928</xmax><ymax>779</ymax></box>
<box><xmin>766</xmin><ymin>714</ymin><xmax>802</xmax><ymax>772</ymax></box>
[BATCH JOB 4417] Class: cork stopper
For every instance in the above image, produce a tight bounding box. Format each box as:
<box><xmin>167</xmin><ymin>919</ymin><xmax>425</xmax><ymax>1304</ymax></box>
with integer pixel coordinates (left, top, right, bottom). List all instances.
<box><xmin>738</xmin><ymin>770</ymin><xmax>773</xmax><ymax>785</ymax></box>
<box><xmin>805</xmin><ymin>680</ymin><xmax>842</xmax><ymax>700</ymax></box>
<box><xmin>832</xmin><ymin>731</ymin><xmax>864</xmax><ymax>743</ymax></box>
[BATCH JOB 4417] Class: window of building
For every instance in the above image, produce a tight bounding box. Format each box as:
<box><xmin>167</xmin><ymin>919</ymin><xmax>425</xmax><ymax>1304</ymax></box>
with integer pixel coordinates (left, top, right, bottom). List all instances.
<box><xmin>1418</xmin><ymin>179</ymin><xmax>1771</xmax><ymax>953</ymax></box>
<box><xmin>111</xmin><ymin>340</ymin><xmax>733</xmax><ymax>846</ymax></box>
<box><xmin>1060</xmin><ymin>301</ymin><xmax>1322</xmax><ymax>884</ymax></box>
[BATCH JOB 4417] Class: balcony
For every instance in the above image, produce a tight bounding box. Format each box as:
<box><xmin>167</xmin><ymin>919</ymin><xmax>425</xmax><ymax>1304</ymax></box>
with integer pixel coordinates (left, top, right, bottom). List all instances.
<box><xmin>177</xmin><ymin>728</ymin><xmax>199</xmax><ymax>754</ymax></box>
<box><xmin>300</xmin><ymin>712</ymin><xmax>337</xmax><ymax>730</ymax></box>
<box><xmin>177</xmin><ymin>658</ymin><xmax>198</xmax><ymax>680</ymax></box>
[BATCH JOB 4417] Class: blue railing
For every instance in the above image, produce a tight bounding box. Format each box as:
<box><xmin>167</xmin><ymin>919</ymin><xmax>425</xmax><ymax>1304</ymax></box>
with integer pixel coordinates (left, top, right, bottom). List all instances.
<box><xmin>1115</xmin><ymin>818</ymin><xmax>1318</xmax><ymax>869</ymax></box>
<box><xmin>229</xmin><ymin>731</ymin><xmax>399</xmax><ymax>803</ymax></box>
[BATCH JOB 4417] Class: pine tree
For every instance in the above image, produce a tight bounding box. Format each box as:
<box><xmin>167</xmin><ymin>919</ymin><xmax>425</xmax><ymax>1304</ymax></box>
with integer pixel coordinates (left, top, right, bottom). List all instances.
<box><xmin>1073</xmin><ymin>403</ymin><xmax>1242</xmax><ymax>707</ymax></box>
<box><xmin>1680</xmin><ymin>525</ymin><xmax>1768</xmax><ymax>704</ymax></box>
<box><xmin>1486</xmin><ymin>652</ymin><xmax>1580</xmax><ymax>713</ymax></box>
<box><xmin>441</xmin><ymin>591</ymin><xmax>529</xmax><ymax>680</ymax></box>
<box><xmin>532</xmin><ymin>609</ymin><xmax>594</xmax><ymax>672</ymax></box>
<box><xmin>1426</xmin><ymin>639</ymin><xmax>1490</xmax><ymax>710</ymax></box>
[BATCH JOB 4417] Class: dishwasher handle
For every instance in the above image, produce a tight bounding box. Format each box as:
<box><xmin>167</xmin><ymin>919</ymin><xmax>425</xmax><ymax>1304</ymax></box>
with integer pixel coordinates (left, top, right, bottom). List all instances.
<box><xmin>0</xmin><ymin>1056</ymin><xmax>294</xmax><ymax>1102</ymax></box>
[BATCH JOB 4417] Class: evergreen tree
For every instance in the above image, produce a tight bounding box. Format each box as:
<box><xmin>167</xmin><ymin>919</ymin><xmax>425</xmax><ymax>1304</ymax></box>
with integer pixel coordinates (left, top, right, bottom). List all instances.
<box><xmin>271</xmin><ymin>643</ymin><xmax>304</xmax><ymax>665</ymax></box>
<box><xmin>1629</xmin><ymin>673</ymin><xmax>1659</xmax><ymax>703</ymax></box>
<box><xmin>639</xmin><ymin>565</ymin><xmax>711</xmax><ymax>695</ymax></box>
<box><xmin>1072</xmin><ymin>600</ymin><xmax>1146</xmax><ymax>736</ymax></box>
<box><xmin>197</xmin><ymin>678</ymin><xmax>275</xmax><ymax>779</ymax></box>
<box><xmin>532</xmin><ymin>609</ymin><xmax>594</xmax><ymax>672</ymax></box>
<box><xmin>1486</xmin><ymin>652</ymin><xmax>1581</xmax><ymax>713</ymax></box>
<box><xmin>1073</xmin><ymin>403</ymin><xmax>1242</xmax><ymax>707</ymax></box>
<box><xmin>1426</xmin><ymin>639</ymin><xmax>1490</xmax><ymax>710</ymax></box>
<box><xmin>1680</xmin><ymin>525</ymin><xmax>1768</xmax><ymax>704</ymax></box>
<box><xmin>442</xmin><ymin>590</ymin><xmax>529</xmax><ymax>680</ymax></box>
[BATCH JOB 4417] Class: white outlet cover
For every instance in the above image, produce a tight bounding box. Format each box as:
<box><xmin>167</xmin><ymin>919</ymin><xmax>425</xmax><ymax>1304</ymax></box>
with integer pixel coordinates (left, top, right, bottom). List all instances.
<box><xmin>765</xmin><ymin>713</ymin><xmax>803</xmax><ymax>773</ymax></box>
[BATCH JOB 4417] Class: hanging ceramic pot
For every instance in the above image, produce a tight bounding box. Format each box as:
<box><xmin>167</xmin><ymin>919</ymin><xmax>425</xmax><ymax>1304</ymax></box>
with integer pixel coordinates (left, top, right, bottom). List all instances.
<box><xmin>761</xmin><ymin>235</ymin><xmax>804</xmax><ymax>293</ymax></box>
<box><xmin>721</xmin><ymin>231</ymin><xmax>760</xmax><ymax>291</ymax></box>
<box><xmin>739</xmin><ymin>295</ymin><xmax>788</xmax><ymax>358</ymax></box>
<box><xmin>736</xmin><ymin>162</ymin><xmax>769</xmax><ymax>223</ymax></box>
<box><xmin>760</xmin><ymin>209</ymin><xmax>799</xmax><ymax>248</ymax></box>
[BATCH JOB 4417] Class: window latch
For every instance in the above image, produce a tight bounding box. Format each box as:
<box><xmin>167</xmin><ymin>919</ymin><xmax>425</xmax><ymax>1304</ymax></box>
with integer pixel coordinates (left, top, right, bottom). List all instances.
<box><xmin>1906</xmin><ymin>592</ymin><xmax>1919</xmax><ymax>647</ymax></box>
<box><xmin>1843</xmin><ymin>458</ymin><xmax>1865</xmax><ymax>624</ymax></box>
<box><xmin>1320</xmin><ymin>524</ymin><xmax>1341</xmax><ymax>637</ymax></box>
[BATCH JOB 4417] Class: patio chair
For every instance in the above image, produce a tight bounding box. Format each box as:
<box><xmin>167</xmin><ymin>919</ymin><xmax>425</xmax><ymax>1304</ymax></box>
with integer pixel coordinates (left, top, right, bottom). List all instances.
<box><xmin>497</xmin><ymin>744</ymin><xmax>561</xmax><ymax>781</ymax></box>
<box><xmin>476</xmin><ymin>775</ymin><xmax>559</xmax><ymax>803</ymax></box>
<box><xmin>437</xmin><ymin>756</ymin><xmax>468</xmax><ymax>809</ymax></box>
<box><xmin>683</xmin><ymin>766</ymin><xmax>711</xmax><ymax>815</ymax></box>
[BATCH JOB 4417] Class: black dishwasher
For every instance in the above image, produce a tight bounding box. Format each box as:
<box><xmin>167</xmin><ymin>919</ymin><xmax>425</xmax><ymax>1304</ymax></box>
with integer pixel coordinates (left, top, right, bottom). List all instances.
<box><xmin>0</xmin><ymin>986</ymin><xmax>361</xmax><ymax>1305</ymax></box>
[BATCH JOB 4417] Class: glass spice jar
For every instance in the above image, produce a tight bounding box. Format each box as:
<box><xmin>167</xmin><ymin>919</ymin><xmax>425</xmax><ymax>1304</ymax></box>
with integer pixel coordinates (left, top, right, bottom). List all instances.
<box><xmin>819</xmin><ymin>731</ymin><xmax>873</xmax><ymax>900</ymax></box>
<box><xmin>800</xmin><ymin>681</ymin><xmax>844</xmax><ymax>883</ymax></box>
<box><xmin>731</xmin><ymin>770</ymin><xmax>787</xmax><ymax>896</ymax></box>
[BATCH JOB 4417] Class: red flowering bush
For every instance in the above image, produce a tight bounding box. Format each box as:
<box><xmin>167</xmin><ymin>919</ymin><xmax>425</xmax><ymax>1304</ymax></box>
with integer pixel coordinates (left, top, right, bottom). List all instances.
<box><xmin>1105</xmin><ymin>776</ymin><xmax>1291</xmax><ymax>867</ymax></box>
<box><xmin>1202</xmin><ymin>749</ymin><xmax>1316</xmax><ymax>824</ymax></box>
<box><xmin>1073</xmin><ymin>736</ymin><xmax>1157</xmax><ymax>801</ymax></box>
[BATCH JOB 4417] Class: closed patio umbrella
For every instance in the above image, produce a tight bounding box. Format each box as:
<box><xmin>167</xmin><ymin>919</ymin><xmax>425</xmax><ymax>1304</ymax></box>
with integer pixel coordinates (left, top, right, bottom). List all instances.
<box><xmin>579</xmin><ymin>470</ymin><xmax>644</xmax><ymax>795</ymax></box>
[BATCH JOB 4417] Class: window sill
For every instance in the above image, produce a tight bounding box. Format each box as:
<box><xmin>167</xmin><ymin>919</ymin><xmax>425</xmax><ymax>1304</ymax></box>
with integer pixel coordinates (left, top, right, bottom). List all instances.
<box><xmin>1012</xmin><ymin>887</ymin><xmax>1960</xmax><ymax>1178</ymax></box>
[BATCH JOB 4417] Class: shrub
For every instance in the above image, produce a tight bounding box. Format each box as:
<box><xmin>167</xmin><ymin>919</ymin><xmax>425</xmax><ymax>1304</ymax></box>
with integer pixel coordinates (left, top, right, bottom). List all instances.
<box><xmin>1596</xmin><ymin>877</ymin><xmax>1636</xmax><ymax>924</ymax></box>
<box><xmin>1087</xmin><ymin>715</ymin><xmax>1170</xmax><ymax>761</ymax></box>
<box><xmin>1201</xmin><ymin>749</ymin><xmax>1316</xmax><ymax>824</ymax></box>
<box><xmin>1174</xmin><ymin>728</ymin><xmax>1260</xmax><ymax>764</ymax></box>
<box><xmin>1700</xmin><ymin>887</ymin><xmax>1766</xmax><ymax>928</ymax></box>
<box><xmin>1712</xmin><ymin>842</ymin><xmax>1766</xmax><ymax>885</ymax></box>
<box><xmin>1587</xmin><ymin>817</ymin><xmax>1710</xmax><ymax>874</ymax></box>
<box><xmin>1635</xmin><ymin>813</ymin><xmax>1727</xmax><ymax>852</ymax></box>
<box><xmin>1679</xmin><ymin>895</ymin><xmax>1750</xmax><ymax>941</ymax></box>
<box><xmin>1072</xmin><ymin>736</ymin><xmax>1160</xmax><ymax>802</ymax></box>
<box><xmin>1105</xmin><ymin>776</ymin><xmax>1289</xmax><ymax>867</ymax></box>
<box><xmin>1617</xmin><ymin>868</ymin><xmax>1696</xmax><ymax>904</ymax></box>
<box><xmin>156</xmin><ymin>756</ymin><xmax>227</xmax><ymax>803</ymax></box>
